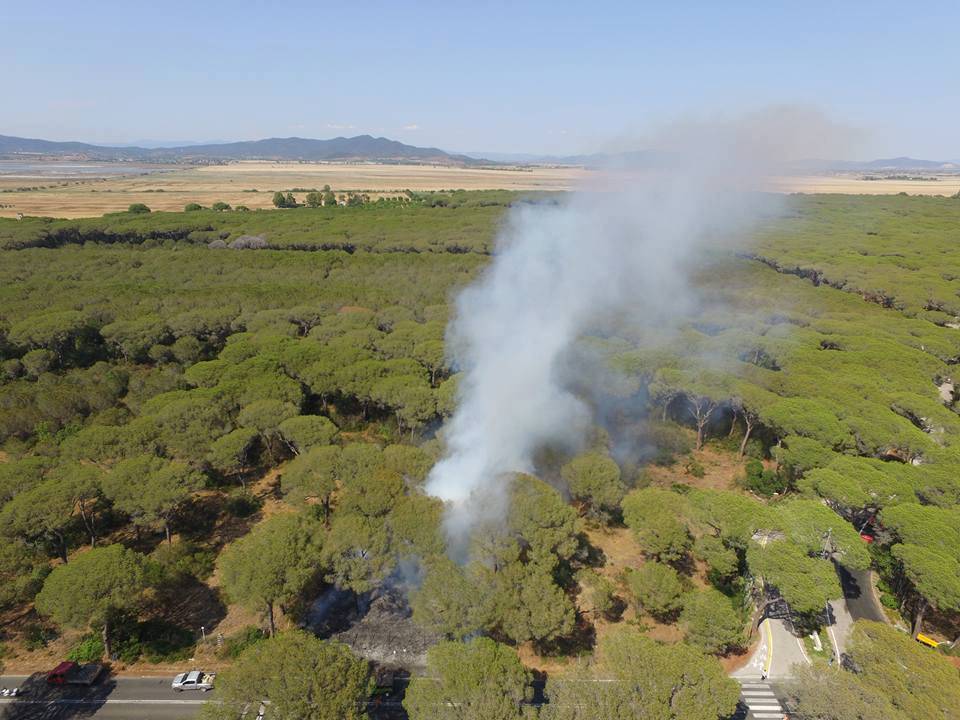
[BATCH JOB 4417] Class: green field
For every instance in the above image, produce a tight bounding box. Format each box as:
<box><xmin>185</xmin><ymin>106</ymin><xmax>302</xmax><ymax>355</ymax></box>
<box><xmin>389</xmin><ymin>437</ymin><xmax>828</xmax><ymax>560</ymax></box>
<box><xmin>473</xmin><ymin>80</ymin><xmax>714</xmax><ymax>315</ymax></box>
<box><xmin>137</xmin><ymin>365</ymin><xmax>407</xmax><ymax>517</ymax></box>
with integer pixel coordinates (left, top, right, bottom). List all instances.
<box><xmin>1</xmin><ymin>192</ymin><xmax>958</xmax><ymax>718</ymax></box>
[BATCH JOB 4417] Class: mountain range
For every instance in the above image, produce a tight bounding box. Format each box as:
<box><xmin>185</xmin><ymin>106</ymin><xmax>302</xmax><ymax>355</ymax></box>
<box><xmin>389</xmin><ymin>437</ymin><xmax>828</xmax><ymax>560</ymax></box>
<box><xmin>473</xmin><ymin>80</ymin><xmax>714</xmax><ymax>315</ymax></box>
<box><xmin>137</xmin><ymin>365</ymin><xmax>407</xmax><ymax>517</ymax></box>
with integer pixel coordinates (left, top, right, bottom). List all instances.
<box><xmin>0</xmin><ymin>134</ymin><xmax>480</xmax><ymax>165</ymax></box>
<box><xmin>1</xmin><ymin>133</ymin><xmax>957</xmax><ymax>172</ymax></box>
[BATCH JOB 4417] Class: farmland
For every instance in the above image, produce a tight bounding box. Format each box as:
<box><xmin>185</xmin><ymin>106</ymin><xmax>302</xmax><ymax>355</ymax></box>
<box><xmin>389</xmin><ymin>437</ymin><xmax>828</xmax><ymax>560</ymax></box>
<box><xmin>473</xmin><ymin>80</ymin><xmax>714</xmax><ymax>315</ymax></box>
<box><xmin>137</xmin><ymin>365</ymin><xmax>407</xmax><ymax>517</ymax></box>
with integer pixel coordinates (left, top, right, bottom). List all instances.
<box><xmin>3</xmin><ymin>158</ymin><xmax>959</xmax><ymax>219</ymax></box>
<box><xmin>1</xmin><ymin>192</ymin><xmax>959</xmax><ymax>719</ymax></box>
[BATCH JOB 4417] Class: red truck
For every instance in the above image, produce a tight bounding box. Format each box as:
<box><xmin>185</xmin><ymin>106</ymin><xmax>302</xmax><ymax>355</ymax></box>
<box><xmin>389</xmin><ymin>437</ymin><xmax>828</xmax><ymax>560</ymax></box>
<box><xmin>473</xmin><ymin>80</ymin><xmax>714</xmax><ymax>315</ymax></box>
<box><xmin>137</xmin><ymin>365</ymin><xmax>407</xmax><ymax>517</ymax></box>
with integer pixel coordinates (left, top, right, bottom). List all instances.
<box><xmin>46</xmin><ymin>661</ymin><xmax>106</xmax><ymax>686</ymax></box>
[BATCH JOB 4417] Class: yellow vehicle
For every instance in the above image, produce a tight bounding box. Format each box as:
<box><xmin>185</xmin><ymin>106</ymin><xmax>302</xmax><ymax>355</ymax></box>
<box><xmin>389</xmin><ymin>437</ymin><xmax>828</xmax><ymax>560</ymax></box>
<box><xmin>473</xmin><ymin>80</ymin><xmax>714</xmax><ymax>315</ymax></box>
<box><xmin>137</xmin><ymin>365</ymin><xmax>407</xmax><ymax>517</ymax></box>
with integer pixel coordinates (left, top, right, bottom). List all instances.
<box><xmin>916</xmin><ymin>633</ymin><xmax>941</xmax><ymax>648</ymax></box>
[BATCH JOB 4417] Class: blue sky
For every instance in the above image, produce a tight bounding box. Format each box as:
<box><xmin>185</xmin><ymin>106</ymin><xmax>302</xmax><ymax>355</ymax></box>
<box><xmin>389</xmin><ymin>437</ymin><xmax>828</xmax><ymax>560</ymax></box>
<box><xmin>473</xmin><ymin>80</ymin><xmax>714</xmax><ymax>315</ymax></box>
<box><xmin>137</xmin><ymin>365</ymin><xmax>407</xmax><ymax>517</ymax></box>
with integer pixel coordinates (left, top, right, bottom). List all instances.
<box><xmin>2</xmin><ymin>0</ymin><xmax>957</xmax><ymax>158</ymax></box>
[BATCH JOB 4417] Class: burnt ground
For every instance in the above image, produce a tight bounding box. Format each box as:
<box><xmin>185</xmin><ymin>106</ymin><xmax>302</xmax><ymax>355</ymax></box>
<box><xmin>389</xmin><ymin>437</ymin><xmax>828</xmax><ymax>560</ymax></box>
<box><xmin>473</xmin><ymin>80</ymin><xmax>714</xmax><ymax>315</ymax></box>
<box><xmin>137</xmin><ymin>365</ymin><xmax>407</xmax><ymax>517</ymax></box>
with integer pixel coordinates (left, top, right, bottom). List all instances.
<box><xmin>305</xmin><ymin>585</ymin><xmax>438</xmax><ymax>674</ymax></box>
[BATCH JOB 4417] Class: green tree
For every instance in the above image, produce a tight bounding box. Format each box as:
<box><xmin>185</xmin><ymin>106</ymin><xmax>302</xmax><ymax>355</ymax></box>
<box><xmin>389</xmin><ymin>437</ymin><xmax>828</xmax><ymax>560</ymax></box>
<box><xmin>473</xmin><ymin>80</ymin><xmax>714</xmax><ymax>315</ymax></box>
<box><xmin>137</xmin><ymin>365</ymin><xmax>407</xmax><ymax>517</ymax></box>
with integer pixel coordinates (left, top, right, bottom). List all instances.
<box><xmin>847</xmin><ymin>620</ymin><xmax>960</xmax><ymax>719</ymax></box>
<box><xmin>489</xmin><ymin>559</ymin><xmax>575</xmax><ymax>645</ymax></box>
<box><xmin>621</xmin><ymin>487</ymin><xmax>691</xmax><ymax>561</ymax></box>
<box><xmin>35</xmin><ymin>544</ymin><xmax>146</xmax><ymax>660</ymax></box>
<box><xmin>184</xmin><ymin>203</ymin><xmax>203</xmax><ymax>211</ymax></box>
<box><xmin>305</xmin><ymin>191</ymin><xmax>322</xmax><ymax>208</ymax></box>
<box><xmin>747</xmin><ymin>541</ymin><xmax>841</xmax><ymax>617</ymax></box>
<box><xmin>101</xmin><ymin>315</ymin><xmax>171</xmax><ymax>362</ymax></box>
<box><xmin>624</xmin><ymin>562</ymin><xmax>684</xmax><ymax>619</ymax></box>
<box><xmin>404</xmin><ymin>637</ymin><xmax>530</xmax><ymax>720</ymax></box>
<box><xmin>47</xmin><ymin>462</ymin><xmax>105</xmax><ymax>546</ymax></box>
<box><xmin>237</xmin><ymin>399</ymin><xmax>299</xmax><ymax>461</ymax></box>
<box><xmin>277</xmin><ymin>415</ymin><xmax>339</xmax><ymax>454</ymax></box>
<box><xmin>891</xmin><ymin>542</ymin><xmax>960</xmax><ymax>636</ymax></box>
<box><xmin>0</xmin><ymin>538</ymin><xmax>49</xmax><ymax>611</ymax></box>
<box><xmin>272</xmin><ymin>191</ymin><xmax>288</xmax><ymax>208</ymax></box>
<box><xmin>784</xmin><ymin>664</ymin><xmax>905</xmax><ymax>720</ymax></box>
<box><xmin>322</xmin><ymin>190</ymin><xmax>337</xmax><ymax>206</ymax></box>
<box><xmin>411</xmin><ymin>557</ymin><xmax>488</xmax><ymax>640</ymax></box>
<box><xmin>579</xmin><ymin>570</ymin><xmax>617</xmax><ymax>620</ymax></box>
<box><xmin>201</xmin><ymin>630</ymin><xmax>371</xmax><ymax>720</ymax></box>
<box><xmin>211</xmin><ymin>201</ymin><xmax>231</xmax><ymax>212</ymax></box>
<box><xmin>0</xmin><ymin>476</ymin><xmax>84</xmax><ymax>562</ymax></box>
<box><xmin>693</xmin><ymin>535</ymin><xmax>739</xmax><ymax>586</ymax></box>
<box><xmin>382</xmin><ymin>443</ymin><xmax>433</xmax><ymax>485</ymax></box>
<box><xmin>322</xmin><ymin>514</ymin><xmax>393</xmax><ymax>598</ymax></box>
<box><xmin>545</xmin><ymin>627</ymin><xmax>740</xmax><ymax>720</ymax></box>
<box><xmin>207</xmin><ymin>428</ymin><xmax>259</xmax><ymax>487</ymax></box>
<box><xmin>507</xmin><ymin>473</ymin><xmax>579</xmax><ymax>565</ymax></box>
<box><xmin>281</xmin><ymin>445</ymin><xmax>340</xmax><ymax>522</ymax></box>
<box><xmin>219</xmin><ymin>513</ymin><xmax>324</xmax><ymax>636</ymax></box>
<box><xmin>127</xmin><ymin>203</ymin><xmax>151</xmax><ymax>214</ymax></box>
<box><xmin>561</xmin><ymin>451</ymin><xmax>626</xmax><ymax>520</ymax></box>
<box><xmin>103</xmin><ymin>455</ymin><xmax>205</xmax><ymax>543</ymax></box>
<box><xmin>680</xmin><ymin>588</ymin><xmax>744</xmax><ymax>654</ymax></box>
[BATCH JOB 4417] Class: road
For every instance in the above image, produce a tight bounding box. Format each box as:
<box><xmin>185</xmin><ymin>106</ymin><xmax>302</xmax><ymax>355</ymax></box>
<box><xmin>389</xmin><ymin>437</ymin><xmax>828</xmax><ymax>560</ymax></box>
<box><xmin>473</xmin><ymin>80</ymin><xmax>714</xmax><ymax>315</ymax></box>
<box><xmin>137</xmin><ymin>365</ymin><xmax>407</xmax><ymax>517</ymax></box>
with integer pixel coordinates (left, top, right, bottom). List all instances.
<box><xmin>0</xmin><ymin>569</ymin><xmax>887</xmax><ymax>720</ymax></box>
<box><xmin>0</xmin><ymin>675</ymin><xmax>208</xmax><ymax>720</ymax></box>
<box><xmin>829</xmin><ymin>566</ymin><xmax>889</xmax><ymax>659</ymax></box>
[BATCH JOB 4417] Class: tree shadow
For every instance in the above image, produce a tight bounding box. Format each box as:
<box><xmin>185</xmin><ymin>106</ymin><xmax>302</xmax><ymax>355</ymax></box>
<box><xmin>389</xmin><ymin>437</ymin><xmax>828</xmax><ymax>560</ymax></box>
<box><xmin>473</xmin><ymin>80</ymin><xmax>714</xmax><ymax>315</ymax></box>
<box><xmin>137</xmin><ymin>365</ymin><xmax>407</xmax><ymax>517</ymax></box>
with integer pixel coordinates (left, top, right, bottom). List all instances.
<box><xmin>1</xmin><ymin>673</ymin><xmax>115</xmax><ymax>720</ymax></box>
<box><xmin>154</xmin><ymin>576</ymin><xmax>228</xmax><ymax>634</ymax></box>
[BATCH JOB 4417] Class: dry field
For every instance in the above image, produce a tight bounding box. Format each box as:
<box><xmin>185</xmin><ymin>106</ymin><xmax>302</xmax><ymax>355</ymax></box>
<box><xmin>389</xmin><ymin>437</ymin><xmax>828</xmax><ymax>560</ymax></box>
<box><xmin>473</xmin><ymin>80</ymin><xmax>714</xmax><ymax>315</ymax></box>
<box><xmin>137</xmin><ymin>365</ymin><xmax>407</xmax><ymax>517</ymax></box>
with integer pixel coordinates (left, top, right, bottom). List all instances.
<box><xmin>0</xmin><ymin>161</ymin><xmax>589</xmax><ymax>218</ymax></box>
<box><xmin>768</xmin><ymin>173</ymin><xmax>960</xmax><ymax>196</ymax></box>
<box><xmin>2</xmin><ymin>160</ymin><xmax>958</xmax><ymax>219</ymax></box>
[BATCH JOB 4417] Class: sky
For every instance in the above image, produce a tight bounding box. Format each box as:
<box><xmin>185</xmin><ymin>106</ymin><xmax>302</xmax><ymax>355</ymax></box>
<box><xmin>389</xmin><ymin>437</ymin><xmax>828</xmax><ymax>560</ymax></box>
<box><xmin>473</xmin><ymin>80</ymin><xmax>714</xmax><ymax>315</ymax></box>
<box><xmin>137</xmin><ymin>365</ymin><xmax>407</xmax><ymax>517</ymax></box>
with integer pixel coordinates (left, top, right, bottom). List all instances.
<box><xmin>2</xmin><ymin>0</ymin><xmax>958</xmax><ymax>159</ymax></box>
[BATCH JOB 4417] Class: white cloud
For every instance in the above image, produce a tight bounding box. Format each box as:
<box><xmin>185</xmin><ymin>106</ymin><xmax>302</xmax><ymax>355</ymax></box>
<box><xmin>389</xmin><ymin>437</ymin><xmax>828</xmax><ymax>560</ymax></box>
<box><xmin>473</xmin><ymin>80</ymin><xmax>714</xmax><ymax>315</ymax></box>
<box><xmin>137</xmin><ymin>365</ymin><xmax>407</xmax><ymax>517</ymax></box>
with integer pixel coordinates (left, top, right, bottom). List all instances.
<box><xmin>326</xmin><ymin>123</ymin><xmax>356</xmax><ymax>130</ymax></box>
<box><xmin>402</xmin><ymin>124</ymin><xmax>420</xmax><ymax>131</ymax></box>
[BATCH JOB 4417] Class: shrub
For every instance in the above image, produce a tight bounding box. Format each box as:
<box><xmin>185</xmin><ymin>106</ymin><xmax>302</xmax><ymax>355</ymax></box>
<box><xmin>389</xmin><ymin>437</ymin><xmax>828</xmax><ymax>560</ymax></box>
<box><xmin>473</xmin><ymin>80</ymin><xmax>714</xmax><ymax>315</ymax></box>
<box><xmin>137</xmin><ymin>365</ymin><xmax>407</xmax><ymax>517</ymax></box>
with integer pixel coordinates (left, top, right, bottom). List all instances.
<box><xmin>67</xmin><ymin>633</ymin><xmax>105</xmax><ymax>662</ymax></box>
<box><xmin>211</xmin><ymin>202</ymin><xmax>231</xmax><ymax>212</ymax></box>
<box><xmin>741</xmin><ymin>459</ymin><xmax>787</xmax><ymax>496</ymax></box>
<box><xmin>684</xmin><ymin>458</ymin><xmax>706</xmax><ymax>478</ymax></box>
<box><xmin>127</xmin><ymin>203</ymin><xmax>151</xmax><ymax>214</ymax></box>
<box><xmin>624</xmin><ymin>562</ymin><xmax>685</xmax><ymax>619</ymax></box>
<box><xmin>224</xmin><ymin>489</ymin><xmax>262</xmax><ymax>518</ymax></box>
<box><xmin>138</xmin><ymin>620</ymin><xmax>195</xmax><ymax>663</ymax></box>
<box><xmin>184</xmin><ymin>203</ymin><xmax>203</xmax><ymax>212</ymax></box>
<box><xmin>24</xmin><ymin>623</ymin><xmax>58</xmax><ymax>651</ymax></box>
<box><xmin>220</xmin><ymin>626</ymin><xmax>267</xmax><ymax>659</ymax></box>
<box><xmin>150</xmin><ymin>541</ymin><xmax>216</xmax><ymax>581</ymax></box>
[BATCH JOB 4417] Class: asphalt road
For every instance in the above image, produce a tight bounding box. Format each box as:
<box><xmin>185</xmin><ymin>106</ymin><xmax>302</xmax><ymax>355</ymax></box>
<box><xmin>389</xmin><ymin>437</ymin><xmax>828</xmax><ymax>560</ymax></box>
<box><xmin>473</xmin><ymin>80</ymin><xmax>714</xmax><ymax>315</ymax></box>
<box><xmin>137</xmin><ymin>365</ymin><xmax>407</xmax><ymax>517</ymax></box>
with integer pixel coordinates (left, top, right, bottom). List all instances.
<box><xmin>837</xmin><ymin>566</ymin><xmax>887</xmax><ymax>624</ymax></box>
<box><xmin>0</xmin><ymin>675</ymin><xmax>208</xmax><ymax>720</ymax></box>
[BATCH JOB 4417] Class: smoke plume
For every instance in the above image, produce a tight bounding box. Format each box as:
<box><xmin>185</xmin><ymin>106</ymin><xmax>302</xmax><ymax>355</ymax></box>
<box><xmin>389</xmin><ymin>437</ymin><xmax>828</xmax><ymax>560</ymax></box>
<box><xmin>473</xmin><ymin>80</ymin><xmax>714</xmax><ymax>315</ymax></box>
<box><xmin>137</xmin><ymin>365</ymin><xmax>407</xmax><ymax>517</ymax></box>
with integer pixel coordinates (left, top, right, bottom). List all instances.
<box><xmin>426</xmin><ymin>107</ymin><xmax>852</xmax><ymax>553</ymax></box>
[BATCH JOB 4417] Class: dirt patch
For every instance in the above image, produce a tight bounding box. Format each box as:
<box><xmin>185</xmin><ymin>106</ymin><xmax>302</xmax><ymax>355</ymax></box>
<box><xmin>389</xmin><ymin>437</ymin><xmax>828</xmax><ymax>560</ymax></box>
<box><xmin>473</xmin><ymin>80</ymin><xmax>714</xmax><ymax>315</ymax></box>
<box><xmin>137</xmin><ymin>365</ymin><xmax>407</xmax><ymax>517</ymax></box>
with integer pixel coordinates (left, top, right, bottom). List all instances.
<box><xmin>644</xmin><ymin>444</ymin><xmax>749</xmax><ymax>493</ymax></box>
<box><xmin>583</xmin><ymin>525</ymin><xmax>645</xmax><ymax>578</ymax></box>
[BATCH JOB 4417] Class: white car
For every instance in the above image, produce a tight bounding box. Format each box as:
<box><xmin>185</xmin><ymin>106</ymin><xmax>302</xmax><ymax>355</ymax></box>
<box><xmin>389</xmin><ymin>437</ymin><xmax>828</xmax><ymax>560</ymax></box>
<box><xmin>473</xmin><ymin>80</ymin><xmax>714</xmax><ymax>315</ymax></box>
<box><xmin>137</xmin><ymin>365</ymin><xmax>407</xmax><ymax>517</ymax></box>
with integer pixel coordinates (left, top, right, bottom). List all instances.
<box><xmin>171</xmin><ymin>670</ymin><xmax>215</xmax><ymax>692</ymax></box>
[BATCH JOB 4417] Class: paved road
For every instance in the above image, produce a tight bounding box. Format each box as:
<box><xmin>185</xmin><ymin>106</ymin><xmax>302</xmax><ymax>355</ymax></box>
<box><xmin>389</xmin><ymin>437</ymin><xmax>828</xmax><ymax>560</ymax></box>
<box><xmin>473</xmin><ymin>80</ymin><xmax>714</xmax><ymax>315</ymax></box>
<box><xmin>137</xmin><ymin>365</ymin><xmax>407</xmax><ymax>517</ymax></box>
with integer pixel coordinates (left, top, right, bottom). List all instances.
<box><xmin>732</xmin><ymin>680</ymin><xmax>788</xmax><ymax>720</ymax></box>
<box><xmin>732</xmin><ymin>605</ymin><xmax>810</xmax><ymax>683</ymax></box>
<box><xmin>0</xmin><ymin>675</ymin><xmax>208</xmax><ymax>720</ymax></box>
<box><xmin>838</xmin><ymin>567</ymin><xmax>887</xmax><ymax>624</ymax></box>
<box><xmin>829</xmin><ymin>566</ymin><xmax>888</xmax><ymax>659</ymax></box>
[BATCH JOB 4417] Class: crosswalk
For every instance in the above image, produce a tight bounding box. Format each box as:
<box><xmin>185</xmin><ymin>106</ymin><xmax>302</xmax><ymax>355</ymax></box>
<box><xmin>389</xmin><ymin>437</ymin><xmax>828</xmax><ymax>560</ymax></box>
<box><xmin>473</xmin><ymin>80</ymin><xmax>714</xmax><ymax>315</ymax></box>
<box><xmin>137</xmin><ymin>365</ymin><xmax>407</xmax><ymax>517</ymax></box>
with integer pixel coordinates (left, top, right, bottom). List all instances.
<box><xmin>738</xmin><ymin>681</ymin><xmax>786</xmax><ymax>719</ymax></box>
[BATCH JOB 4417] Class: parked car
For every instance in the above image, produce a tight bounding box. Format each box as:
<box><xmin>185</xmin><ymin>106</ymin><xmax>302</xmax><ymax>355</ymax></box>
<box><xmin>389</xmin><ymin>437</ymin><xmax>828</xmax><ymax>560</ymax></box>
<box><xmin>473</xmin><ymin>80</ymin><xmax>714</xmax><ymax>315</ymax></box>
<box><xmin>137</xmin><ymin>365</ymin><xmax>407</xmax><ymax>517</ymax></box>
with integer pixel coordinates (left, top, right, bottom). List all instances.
<box><xmin>46</xmin><ymin>661</ymin><xmax>106</xmax><ymax>686</ymax></box>
<box><xmin>171</xmin><ymin>670</ymin><xmax>215</xmax><ymax>692</ymax></box>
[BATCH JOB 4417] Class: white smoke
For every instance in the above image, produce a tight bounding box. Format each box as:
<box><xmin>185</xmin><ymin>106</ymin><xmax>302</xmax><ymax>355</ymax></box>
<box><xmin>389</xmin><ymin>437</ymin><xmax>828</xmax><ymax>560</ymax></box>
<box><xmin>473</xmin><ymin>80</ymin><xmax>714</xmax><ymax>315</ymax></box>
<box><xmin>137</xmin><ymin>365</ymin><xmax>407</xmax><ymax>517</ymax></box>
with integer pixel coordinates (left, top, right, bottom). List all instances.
<box><xmin>426</xmin><ymin>107</ymin><xmax>853</xmax><ymax>551</ymax></box>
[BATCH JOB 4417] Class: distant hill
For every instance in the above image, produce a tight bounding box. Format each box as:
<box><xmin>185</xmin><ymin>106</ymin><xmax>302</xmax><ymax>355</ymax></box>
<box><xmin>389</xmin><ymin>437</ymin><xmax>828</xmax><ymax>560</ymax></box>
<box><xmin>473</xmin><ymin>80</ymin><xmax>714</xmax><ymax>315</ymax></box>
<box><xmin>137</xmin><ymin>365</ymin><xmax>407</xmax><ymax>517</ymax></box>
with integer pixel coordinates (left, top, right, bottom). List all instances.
<box><xmin>837</xmin><ymin>156</ymin><xmax>960</xmax><ymax>172</ymax></box>
<box><xmin>462</xmin><ymin>149</ymin><xmax>675</xmax><ymax>168</ymax></box>
<box><xmin>0</xmin><ymin>134</ymin><xmax>482</xmax><ymax>165</ymax></box>
<box><xmin>788</xmin><ymin>157</ymin><xmax>960</xmax><ymax>173</ymax></box>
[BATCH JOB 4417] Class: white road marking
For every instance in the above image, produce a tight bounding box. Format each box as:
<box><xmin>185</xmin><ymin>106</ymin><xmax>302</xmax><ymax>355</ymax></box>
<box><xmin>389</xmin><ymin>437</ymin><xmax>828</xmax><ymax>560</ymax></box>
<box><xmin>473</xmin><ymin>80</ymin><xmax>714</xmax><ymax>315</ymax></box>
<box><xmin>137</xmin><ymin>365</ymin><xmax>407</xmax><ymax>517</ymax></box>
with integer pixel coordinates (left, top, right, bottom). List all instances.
<box><xmin>0</xmin><ymin>698</ymin><xmax>207</xmax><ymax>705</ymax></box>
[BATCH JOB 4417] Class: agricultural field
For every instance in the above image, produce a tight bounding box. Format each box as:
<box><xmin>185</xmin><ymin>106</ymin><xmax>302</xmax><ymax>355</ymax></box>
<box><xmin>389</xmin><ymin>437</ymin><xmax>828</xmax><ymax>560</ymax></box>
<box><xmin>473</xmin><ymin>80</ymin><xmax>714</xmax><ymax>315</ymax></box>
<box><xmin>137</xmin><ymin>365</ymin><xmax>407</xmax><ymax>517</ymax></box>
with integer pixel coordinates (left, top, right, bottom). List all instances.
<box><xmin>1</xmin><ymin>192</ymin><xmax>959</xmax><ymax>719</ymax></box>
<box><xmin>3</xmin><ymin>158</ymin><xmax>958</xmax><ymax>220</ymax></box>
<box><xmin>0</xmin><ymin>161</ymin><xmax>587</xmax><ymax>218</ymax></box>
